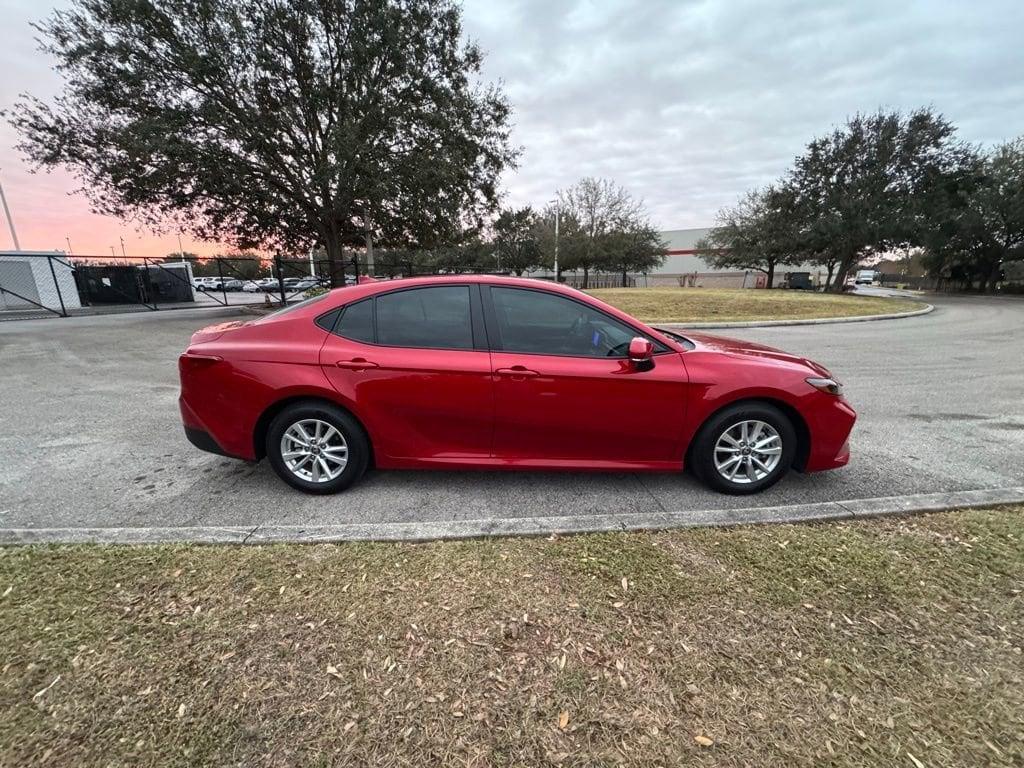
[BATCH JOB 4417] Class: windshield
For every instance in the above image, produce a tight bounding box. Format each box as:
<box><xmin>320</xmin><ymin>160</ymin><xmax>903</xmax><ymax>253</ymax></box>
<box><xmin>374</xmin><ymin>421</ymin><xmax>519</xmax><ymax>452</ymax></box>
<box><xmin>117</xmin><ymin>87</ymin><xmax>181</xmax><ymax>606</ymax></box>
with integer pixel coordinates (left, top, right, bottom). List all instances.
<box><xmin>654</xmin><ymin>327</ymin><xmax>696</xmax><ymax>350</ymax></box>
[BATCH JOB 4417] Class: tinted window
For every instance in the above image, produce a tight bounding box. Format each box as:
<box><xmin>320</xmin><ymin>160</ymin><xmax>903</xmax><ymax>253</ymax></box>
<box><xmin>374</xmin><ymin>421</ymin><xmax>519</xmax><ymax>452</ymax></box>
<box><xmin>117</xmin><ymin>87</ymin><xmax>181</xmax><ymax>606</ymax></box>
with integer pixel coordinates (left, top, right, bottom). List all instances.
<box><xmin>376</xmin><ymin>286</ymin><xmax>473</xmax><ymax>350</ymax></box>
<box><xmin>490</xmin><ymin>287</ymin><xmax>645</xmax><ymax>358</ymax></box>
<box><xmin>315</xmin><ymin>308</ymin><xmax>341</xmax><ymax>332</ymax></box>
<box><xmin>335</xmin><ymin>298</ymin><xmax>374</xmax><ymax>343</ymax></box>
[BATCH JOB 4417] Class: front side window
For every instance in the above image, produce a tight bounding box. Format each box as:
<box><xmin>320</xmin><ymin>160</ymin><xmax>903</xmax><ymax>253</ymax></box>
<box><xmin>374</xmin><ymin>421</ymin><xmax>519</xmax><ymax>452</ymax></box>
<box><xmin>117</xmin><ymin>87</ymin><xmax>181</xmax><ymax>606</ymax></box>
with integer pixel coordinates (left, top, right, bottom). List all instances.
<box><xmin>375</xmin><ymin>286</ymin><xmax>473</xmax><ymax>350</ymax></box>
<box><xmin>490</xmin><ymin>287</ymin><xmax>649</xmax><ymax>358</ymax></box>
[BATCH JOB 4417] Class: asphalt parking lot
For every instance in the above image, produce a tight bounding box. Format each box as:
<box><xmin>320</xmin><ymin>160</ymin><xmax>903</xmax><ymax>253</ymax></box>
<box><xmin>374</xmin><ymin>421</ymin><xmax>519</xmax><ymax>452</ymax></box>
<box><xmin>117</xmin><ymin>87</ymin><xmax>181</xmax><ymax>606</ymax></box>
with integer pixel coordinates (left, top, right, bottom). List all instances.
<box><xmin>1</xmin><ymin>293</ymin><xmax>1022</xmax><ymax>535</ymax></box>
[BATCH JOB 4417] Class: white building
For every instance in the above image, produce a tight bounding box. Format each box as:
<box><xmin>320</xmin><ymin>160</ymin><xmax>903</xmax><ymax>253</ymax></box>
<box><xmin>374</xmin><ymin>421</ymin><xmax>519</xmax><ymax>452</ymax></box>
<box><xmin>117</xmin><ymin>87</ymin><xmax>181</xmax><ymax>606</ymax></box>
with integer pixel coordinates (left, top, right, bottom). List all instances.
<box><xmin>647</xmin><ymin>228</ymin><xmax>828</xmax><ymax>288</ymax></box>
<box><xmin>0</xmin><ymin>251</ymin><xmax>81</xmax><ymax>313</ymax></box>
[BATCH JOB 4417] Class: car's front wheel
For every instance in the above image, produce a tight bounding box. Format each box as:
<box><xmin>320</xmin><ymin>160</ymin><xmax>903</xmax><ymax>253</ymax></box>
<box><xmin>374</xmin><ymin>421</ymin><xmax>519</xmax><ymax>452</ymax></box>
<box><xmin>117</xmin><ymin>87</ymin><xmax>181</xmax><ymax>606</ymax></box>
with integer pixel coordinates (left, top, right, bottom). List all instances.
<box><xmin>266</xmin><ymin>402</ymin><xmax>369</xmax><ymax>494</ymax></box>
<box><xmin>690</xmin><ymin>402</ymin><xmax>796</xmax><ymax>494</ymax></box>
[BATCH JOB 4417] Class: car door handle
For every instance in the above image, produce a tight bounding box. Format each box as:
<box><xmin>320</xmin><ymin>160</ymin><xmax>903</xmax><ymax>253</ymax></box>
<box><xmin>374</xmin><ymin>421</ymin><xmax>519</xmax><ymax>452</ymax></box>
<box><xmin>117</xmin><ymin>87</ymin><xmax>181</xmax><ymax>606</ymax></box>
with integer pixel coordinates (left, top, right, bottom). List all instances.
<box><xmin>495</xmin><ymin>366</ymin><xmax>539</xmax><ymax>378</ymax></box>
<box><xmin>336</xmin><ymin>358</ymin><xmax>379</xmax><ymax>371</ymax></box>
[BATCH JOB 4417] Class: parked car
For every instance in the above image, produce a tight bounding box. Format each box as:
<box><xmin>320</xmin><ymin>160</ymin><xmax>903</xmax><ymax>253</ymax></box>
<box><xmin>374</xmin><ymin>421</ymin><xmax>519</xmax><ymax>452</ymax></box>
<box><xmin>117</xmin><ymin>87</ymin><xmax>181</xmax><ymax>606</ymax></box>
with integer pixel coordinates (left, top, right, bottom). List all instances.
<box><xmin>291</xmin><ymin>278</ymin><xmax>321</xmax><ymax>291</ymax></box>
<box><xmin>179</xmin><ymin>276</ymin><xmax>856</xmax><ymax>495</ymax></box>
<box><xmin>194</xmin><ymin>277</ymin><xmax>243</xmax><ymax>292</ymax></box>
<box><xmin>192</xmin><ymin>277</ymin><xmax>219</xmax><ymax>291</ymax></box>
<box><xmin>855</xmin><ymin>269</ymin><xmax>877</xmax><ymax>285</ymax></box>
<box><xmin>242</xmin><ymin>278</ymin><xmax>279</xmax><ymax>292</ymax></box>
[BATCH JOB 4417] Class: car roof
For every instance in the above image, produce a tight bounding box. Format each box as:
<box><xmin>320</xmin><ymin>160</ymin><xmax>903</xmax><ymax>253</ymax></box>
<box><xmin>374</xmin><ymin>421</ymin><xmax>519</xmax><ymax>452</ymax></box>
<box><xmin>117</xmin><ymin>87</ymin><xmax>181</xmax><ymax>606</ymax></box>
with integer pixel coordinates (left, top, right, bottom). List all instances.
<box><xmin>336</xmin><ymin>273</ymin><xmax>594</xmax><ymax>301</ymax></box>
<box><xmin>269</xmin><ymin>274</ymin><xmax>686</xmax><ymax>352</ymax></box>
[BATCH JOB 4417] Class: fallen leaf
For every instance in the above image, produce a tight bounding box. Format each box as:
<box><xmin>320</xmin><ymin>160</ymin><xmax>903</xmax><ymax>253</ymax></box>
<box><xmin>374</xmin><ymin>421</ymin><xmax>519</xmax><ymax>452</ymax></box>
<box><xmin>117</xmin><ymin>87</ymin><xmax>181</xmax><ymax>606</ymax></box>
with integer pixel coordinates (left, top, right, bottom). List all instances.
<box><xmin>694</xmin><ymin>734</ymin><xmax>714</xmax><ymax>747</ymax></box>
<box><xmin>907</xmin><ymin>752</ymin><xmax>925</xmax><ymax>768</ymax></box>
<box><xmin>343</xmin><ymin>720</ymin><xmax>356</xmax><ymax>732</ymax></box>
<box><xmin>326</xmin><ymin>665</ymin><xmax>344</xmax><ymax>680</ymax></box>
<box><xmin>621</xmin><ymin>577</ymin><xmax>628</xmax><ymax>592</ymax></box>
<box><xmin>558</xmin><ymin>710</ymin><xmax>569</xmax><ymax>730</ymax></box>
<box><xmin>32</xmin><ymin>675</ymin><xmax>61</xmax><ymax>700</ymax></box>
<box><xmin>176</xmin><ymin>703</ymin><xmax>186</xmax><ymax>718</ymax></box>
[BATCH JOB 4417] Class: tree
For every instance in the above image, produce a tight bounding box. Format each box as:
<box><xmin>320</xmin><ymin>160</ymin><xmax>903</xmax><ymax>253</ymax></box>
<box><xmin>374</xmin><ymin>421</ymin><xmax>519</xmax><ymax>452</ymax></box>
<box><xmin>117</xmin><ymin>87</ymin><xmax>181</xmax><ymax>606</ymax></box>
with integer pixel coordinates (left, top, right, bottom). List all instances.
<box><xmin>920</xmin><ymin>138</ymin><xmax>1024</xmax><ymax>292</ymax></box>
<box><xmin>556</xmin><ymin>178</ymin><xmax>645</xmax><ymax>289</ymax></box>
<box><xmin>8</xmin><ymin>0</ymin><xmax>518</xmax><ymax>284</ymax></box>
<box><xmin>789</xmin><ymin>109</ymin><xmax>967</xmax><ymax>290</ymax></box>
<box><xmin>492</xmin><ymin>207</ymin><xmax>542</xmax><ymax>275</ymax></box>
<box><xmin>700</xmin><ymin>185</ymin><xmax>804</xmax><ymax>288</ymax></box>
<box><xmin>601</xmin><ymin>224</ymin><xmax>667</xmax><ymax>286</ymax></box>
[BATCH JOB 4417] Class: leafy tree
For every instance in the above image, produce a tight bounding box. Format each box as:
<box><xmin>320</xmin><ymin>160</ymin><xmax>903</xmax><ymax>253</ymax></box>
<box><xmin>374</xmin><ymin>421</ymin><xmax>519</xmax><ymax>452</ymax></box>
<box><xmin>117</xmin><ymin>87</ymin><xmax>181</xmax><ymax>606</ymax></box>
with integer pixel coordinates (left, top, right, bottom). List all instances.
<box><xmin>492</xmin><ymin>207</ymin><xmax>542</xmax><ymax>275</ymax></box>
<box><xmin>8</xmin><ymin>0</ymin><xmax>518</xmax><ymax>284</ymax></box>
<box><xmin>790</xmin><ymin>109</ymin><xmax>966</xmax><ymax>290</ymax></box>
<box><xmin>601</xmin><ymin>224</ymin><xmax>667</xmax><ymax>286</ymax></box>
<box><xmin>919</xmin><ymin>138</ymin><xmax>1024</xmax><ymax>291</ymax></box>
<box><xmin>699</xmin><ymin>185</ymin><xmax>804</xmax><ymax>288</ymax></box>
<box><xmin>556</xmin><ymin>178</ymin><xmax>646</xmax><ymax>289</ymax></box>
<box><xmin>555</xmin><ymin>177</ymin><xmax>667</xmax><ymax>289</ymax></box>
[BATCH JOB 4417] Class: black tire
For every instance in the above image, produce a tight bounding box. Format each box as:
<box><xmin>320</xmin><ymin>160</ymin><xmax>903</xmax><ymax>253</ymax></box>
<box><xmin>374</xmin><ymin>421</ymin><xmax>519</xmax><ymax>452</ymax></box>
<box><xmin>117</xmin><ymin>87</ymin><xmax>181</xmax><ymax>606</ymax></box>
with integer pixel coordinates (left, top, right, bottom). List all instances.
<box><xmin>265</xmin><ymin>401</ymin><xmax>369</xmax><ymax>494</ymax></box>
<box><xmin>690</xmin><ymin>402</ymin><xmax>796</xmax><ymax>495</ymax></box>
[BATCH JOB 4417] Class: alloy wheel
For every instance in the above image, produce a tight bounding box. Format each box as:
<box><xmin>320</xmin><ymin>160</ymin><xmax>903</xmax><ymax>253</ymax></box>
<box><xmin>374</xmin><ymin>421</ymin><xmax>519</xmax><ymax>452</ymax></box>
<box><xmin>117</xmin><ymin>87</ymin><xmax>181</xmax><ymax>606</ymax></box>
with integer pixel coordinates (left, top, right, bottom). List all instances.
<box><xmin>713</xmin><ymin>419</ymin><xmax>782</xmax><ymax>484</ymax></box>
<box><xmin>280</xmin><ymin>419</ymin><xmax>348</xmax><ymax>483</ymax></box>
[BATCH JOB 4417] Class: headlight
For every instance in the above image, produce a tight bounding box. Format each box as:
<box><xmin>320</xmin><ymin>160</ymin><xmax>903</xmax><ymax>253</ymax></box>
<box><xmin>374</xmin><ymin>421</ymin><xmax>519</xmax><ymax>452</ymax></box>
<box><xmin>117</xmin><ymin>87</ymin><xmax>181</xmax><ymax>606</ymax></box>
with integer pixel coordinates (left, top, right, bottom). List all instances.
<box><xmin>806</xmin><ymin>377</ymin><xmax>843</xmax><ymax>396</ymax></box>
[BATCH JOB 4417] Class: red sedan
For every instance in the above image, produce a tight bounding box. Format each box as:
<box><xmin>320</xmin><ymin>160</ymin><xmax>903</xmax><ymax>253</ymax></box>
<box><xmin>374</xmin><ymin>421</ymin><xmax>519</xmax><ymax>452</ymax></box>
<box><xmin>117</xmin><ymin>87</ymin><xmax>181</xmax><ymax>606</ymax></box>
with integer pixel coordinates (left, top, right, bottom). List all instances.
<box><xmin>179</xmin><ymin>276</ymin><xmax>855</xmax><ymax>494</ymax></box>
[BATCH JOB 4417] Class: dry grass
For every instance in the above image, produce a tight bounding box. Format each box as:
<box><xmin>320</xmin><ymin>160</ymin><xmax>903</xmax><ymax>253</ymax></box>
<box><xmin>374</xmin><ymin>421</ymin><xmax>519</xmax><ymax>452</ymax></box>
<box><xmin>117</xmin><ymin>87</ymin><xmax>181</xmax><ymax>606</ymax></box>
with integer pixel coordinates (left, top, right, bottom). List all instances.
<box><xmin>2</xmin><ymin>507</ymin><xmax>1022</xmax><ymax>767</ymax></box>
<box><xmin>589</xmin><ymin>288</ymin><xmax>922</xmax><ymax>323</ymax></box>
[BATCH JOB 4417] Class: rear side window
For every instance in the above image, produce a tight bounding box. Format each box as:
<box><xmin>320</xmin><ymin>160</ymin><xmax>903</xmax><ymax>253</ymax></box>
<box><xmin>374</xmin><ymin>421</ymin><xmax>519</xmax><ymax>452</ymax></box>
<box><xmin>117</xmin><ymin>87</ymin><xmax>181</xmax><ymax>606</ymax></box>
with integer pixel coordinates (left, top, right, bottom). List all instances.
<box><xmin>376</xmin><ymin>286</ymin><xmax>473</xmax><ymax>350</ymax></box>
<box><xmin>335</xmin><ymin>298</ymin><xmax>374</xmax><ymax>343</ymax></box>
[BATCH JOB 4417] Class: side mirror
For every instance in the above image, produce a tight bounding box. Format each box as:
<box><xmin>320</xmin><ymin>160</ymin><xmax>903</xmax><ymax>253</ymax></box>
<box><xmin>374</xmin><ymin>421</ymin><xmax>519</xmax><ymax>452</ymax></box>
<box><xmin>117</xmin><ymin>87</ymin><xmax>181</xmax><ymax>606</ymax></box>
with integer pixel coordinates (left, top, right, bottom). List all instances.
<box><xmin>628</xmin><ymin>337</ymin><xmax>654</xmax><ymax>370</ymax></box>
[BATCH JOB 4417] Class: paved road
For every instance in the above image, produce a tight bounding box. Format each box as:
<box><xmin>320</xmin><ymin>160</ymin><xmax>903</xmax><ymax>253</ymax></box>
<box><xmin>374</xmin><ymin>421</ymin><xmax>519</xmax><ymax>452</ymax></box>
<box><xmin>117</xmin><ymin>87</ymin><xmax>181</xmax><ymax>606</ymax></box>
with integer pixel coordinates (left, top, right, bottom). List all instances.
<box><xmin>1</xmin><ymin>294</ymin><xmax>1022</xmax><ymax>532</ymax></box>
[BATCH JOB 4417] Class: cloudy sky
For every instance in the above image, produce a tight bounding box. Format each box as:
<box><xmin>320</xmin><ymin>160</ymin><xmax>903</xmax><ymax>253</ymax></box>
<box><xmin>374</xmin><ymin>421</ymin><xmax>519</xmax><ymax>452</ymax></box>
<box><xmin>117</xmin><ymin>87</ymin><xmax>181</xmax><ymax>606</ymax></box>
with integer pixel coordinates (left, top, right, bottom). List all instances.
<box><xmin>0</xmin><ymin>0</ymin><xmax>1022</xmax><ymax>256</ymax></box>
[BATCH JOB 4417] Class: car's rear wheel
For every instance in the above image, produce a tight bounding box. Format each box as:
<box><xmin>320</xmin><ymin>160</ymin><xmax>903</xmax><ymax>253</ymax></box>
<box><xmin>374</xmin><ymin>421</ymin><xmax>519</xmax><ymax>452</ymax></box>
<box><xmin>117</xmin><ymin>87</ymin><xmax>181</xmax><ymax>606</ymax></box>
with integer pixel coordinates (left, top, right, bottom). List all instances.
<box><xmin>266</xmin><ymin>402</ymin><xmax>369</xmax><ymax>494</ymax></box>
<box><xmin>690</xmin><ymin>402</ymin><xmax>796</xmax><ymax>494</ymax></box>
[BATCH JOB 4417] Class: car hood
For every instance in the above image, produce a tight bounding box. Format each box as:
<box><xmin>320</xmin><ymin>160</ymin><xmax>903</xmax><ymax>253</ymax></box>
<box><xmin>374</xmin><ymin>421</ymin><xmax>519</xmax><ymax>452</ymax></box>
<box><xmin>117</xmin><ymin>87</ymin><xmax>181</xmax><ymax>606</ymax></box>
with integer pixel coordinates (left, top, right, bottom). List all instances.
<box><xmin>682</xmin><ymin>331</ymin><xmax>833</xmax><ymax>377</ymax></box>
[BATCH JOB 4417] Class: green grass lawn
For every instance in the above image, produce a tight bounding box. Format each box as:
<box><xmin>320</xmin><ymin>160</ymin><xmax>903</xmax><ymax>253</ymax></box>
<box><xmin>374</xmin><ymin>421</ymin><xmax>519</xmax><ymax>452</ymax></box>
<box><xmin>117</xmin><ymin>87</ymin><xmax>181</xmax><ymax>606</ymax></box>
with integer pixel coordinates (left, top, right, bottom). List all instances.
<box><xmin>2</xmin><ymin>507</ymin><xmax>1022</xmax><ymax>766</ymax></box>
<box><xmin>589</xmin><ymin>288</ymin><xmax>923</xmax><ymax>323</ymax></box>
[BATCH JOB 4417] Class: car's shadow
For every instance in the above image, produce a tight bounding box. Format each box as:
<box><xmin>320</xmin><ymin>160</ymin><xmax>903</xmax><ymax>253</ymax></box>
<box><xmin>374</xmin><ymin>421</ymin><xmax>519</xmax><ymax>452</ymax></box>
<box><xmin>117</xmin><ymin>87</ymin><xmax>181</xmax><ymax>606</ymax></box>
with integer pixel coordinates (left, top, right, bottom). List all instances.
<box><xmin>185</xmin><ymin>455</ymin><xmax>861</xmax><ymax>527</ymax></box>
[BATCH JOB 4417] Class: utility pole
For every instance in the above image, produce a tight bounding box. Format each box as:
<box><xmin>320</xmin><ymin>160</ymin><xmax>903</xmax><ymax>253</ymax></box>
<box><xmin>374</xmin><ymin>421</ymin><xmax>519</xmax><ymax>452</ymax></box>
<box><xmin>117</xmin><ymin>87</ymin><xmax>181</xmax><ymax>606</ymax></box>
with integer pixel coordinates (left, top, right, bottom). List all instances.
<box><xmin>364</xmin><ymin>209</ymin><xmax>375</xmax><ymax>278</ymax></box>
<box><xmin>549</xmin><ymin>198</ymin><xmax>560</xmax><ymax>282</ymax></box>
<box><xmin>110</xmin><ymin>246</ymin><xmax>116</xmax><ymax>258</ymax></box>
<box><xmin>0</xmin><ymin>169</ymin><xmax>22</xmax><ymax>251</ymax></box>
<box><xmin>120</xmin><ymin>236</ymin><xmax>127</xmax><ymax>259</ymax></box>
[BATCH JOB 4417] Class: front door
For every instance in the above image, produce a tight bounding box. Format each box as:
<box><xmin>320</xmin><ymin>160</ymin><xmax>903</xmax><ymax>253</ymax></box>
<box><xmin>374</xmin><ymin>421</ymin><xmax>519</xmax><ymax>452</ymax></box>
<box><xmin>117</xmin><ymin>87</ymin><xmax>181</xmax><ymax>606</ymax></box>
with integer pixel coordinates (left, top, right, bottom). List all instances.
<box><xmin>319</xmin><ymin>285</ymin><xmax>494</xmax><ymax>462</ymax></box>
<box><xmin>485</xmin><ymin>285</ymin><xmax>688</xmax><ymax>466</ymax></box>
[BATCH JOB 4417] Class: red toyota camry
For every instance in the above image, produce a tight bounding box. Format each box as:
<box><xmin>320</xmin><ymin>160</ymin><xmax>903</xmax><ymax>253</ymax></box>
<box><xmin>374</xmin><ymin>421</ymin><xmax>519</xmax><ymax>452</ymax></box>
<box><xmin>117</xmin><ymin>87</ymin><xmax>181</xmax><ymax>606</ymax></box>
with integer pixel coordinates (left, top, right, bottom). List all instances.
<box><xmin>179</xmin><ymin>276</ymin><xmax>855</xmax><ymax>495</ymax></box>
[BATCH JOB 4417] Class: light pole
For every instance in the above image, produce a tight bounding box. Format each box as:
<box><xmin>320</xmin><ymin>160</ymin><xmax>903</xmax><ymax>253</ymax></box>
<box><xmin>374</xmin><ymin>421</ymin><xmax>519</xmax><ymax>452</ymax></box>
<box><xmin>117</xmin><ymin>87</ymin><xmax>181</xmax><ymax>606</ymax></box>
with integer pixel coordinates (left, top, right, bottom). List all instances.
<box><xmin>65</xmin><ymin>236</ymin><xmax>73</xmax><ymax>256</ymax></box>
<box><xmin>0</xmin><ymin>169</ymin><xmax>22</xmax><ymax>251</ymax></box>
<box><xmin>549</xmin><ymin>198</ymin><xmax>560</xmax><ymax>281</ymax></box>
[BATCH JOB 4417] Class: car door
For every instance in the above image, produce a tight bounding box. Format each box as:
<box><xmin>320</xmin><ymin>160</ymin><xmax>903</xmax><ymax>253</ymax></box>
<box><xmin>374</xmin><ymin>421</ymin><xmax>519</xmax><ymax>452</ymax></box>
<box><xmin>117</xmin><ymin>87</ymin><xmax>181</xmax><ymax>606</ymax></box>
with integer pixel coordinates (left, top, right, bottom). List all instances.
<box><xmin>484</xmin><ymin>285</ymin><xmax>689</xmax><ymax>466</ymax></box>
<box><xmin>319</xmin><ymin>284</ymin><xmax>494</xmax><ymax>463</ymax></box>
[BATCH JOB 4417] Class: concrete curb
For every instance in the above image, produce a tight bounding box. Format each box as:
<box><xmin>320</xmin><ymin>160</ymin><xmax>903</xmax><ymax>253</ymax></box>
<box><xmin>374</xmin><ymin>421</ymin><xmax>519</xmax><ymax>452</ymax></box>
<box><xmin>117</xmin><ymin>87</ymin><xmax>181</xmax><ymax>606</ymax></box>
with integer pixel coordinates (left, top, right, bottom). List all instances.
<box><xmin>3</xmin><ymin>486</ymin><xmax>1021</xmax><ymax>546</ymax></box>
<box><xmin>662</xmin><ymin>302</ymin><xmax>934</xmax><ymax>330</ymax></box>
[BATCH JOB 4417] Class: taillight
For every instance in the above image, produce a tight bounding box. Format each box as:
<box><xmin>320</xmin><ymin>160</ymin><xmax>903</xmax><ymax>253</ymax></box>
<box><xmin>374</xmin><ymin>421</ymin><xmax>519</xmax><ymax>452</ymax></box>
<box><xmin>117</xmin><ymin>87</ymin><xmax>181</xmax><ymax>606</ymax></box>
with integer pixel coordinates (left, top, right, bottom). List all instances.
<box><xmin>179</xmin><ymin>351</ymin><xmax>222</xmax><ymax>373</ymax></box>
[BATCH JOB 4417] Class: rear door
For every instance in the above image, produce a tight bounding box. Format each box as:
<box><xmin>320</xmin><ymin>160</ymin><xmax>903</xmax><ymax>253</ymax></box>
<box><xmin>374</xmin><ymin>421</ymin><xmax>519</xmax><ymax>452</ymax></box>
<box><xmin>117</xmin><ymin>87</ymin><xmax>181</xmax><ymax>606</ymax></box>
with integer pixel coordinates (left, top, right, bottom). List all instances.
<box><xmin>484</xmin><ymin>285</ymin><xmax>689</xmax><ymax>465</ymax></box>
<box><xmin>319</xmin><ymin>284</ymin><xmax>494</xmax><ymax>462</ymax></box>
